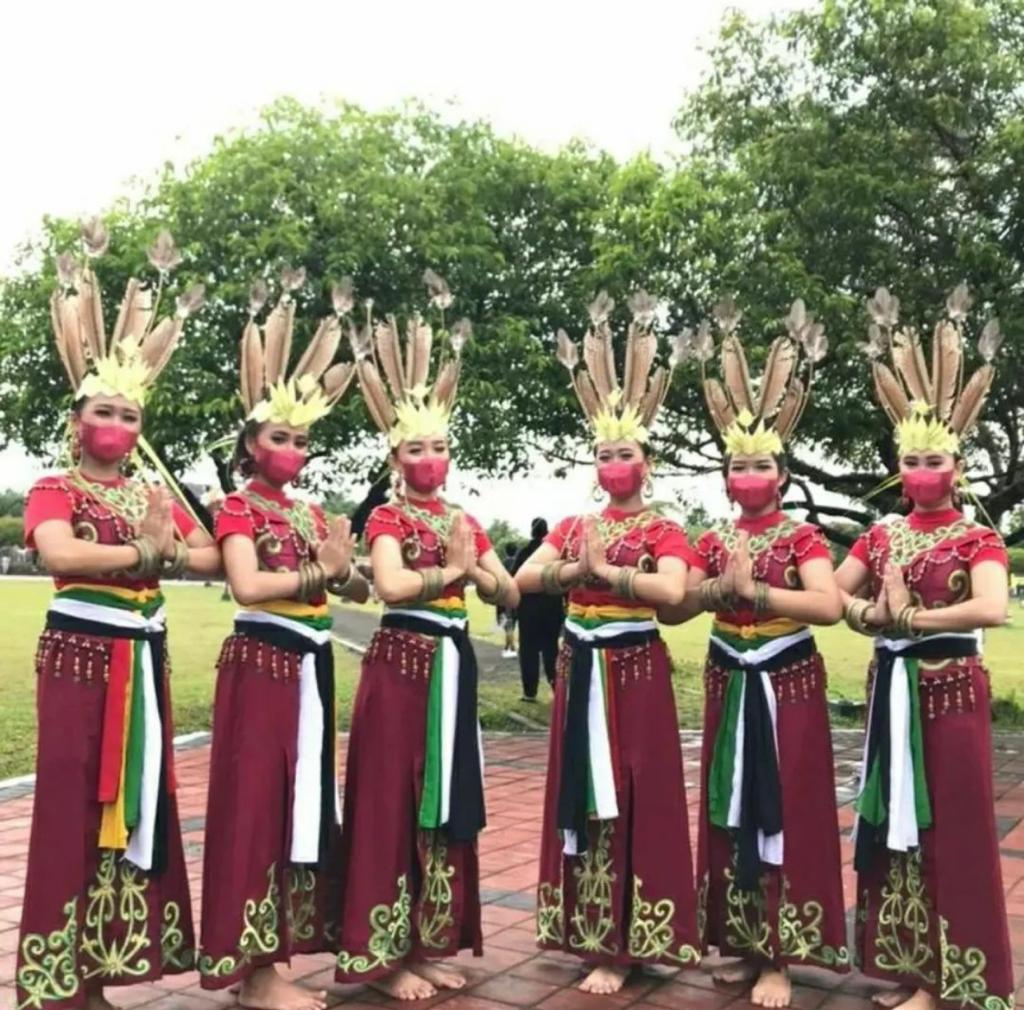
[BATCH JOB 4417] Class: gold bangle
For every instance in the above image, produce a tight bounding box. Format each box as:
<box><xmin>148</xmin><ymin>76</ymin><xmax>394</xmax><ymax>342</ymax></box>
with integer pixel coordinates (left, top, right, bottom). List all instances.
<box><xmin>297</xmin><ymin>562</ymin><xmax>310</xmax><ymax>603</ymax></box>
<box><xmin>128</xmin><ymin>535</ymin><xmax>160</xmax><ymax>579</ymax></box>
<box><xmin>843</xmin><ymin>599</ymin><xmax>870</xmax><ymax>636</ymax></box>
<box><xmin>307</xmin><ymin>561</ymin><xmax>326</xmax><ymax>601</ymax></box>
<box><xmin>326</xmin><ymin>565</ymin><xmax>356</xmax><ymax>597</ymax></box>
<box><xmin>541</xmin><ymin>561</ymin><xmax>568</xmax><ymax>595</ymax></box>
<box><xmin>479</xmin><ymin>571</ymin><xmax>510</xmax><ymax>606</ymax></box>
<box><xmin>753</xmin><ymin>580</ymin><xmax>770</xmax><ymax>615</ymax></box>
<box><xmin>616</xmin><ymin>566</ymin><xmax>639</xmax><ymax>601</ymax></box>
<box><xmin>417</xmin><ymin>566</ymin><xmax>444</xmax><ymax>602</ymax></box>
<box><xmin>162</xmin><ymin>540</ymin><xmax>189</xmax><ymax>580</ymax></box>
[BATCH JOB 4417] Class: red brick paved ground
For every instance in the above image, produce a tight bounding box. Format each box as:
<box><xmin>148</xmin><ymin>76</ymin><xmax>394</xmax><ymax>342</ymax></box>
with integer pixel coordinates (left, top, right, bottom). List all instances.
<box><xmin>3</xmin><ymin>731</ymin><xmax>1024</xmax><ymax>1010</ymax></box>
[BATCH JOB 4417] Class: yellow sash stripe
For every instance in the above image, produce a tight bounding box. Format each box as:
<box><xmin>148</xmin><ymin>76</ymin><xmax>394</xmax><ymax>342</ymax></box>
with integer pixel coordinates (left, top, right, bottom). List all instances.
<box><xmin>98</xmin><ymin>650</ymin><xmax>134</xmax><ymax>850</ymax></box>
<box><xmin>712</xmin><ymin>616</ymin><xmax>804</xmax><ymax>640</ymax></box>
<box><xmin>567</xmin><ymin>602</ymin><xmax>657</xmax><ymax>622</ymax></box>
<box><xmin>246</xmin><ymin>600</ymin><xmax>331</xmax><ymax>620</ymax></box>
<box><xmin>59</xmin><ymin>583</ymin><xmax>161</xmax><ymax>605</ymax></box>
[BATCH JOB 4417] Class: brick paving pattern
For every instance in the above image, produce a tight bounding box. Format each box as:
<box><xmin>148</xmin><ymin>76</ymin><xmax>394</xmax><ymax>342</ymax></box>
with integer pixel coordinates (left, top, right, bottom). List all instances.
<box><xmin>2</xmin><ymin>730</ymin><xmax>1024</xmax><ymax>1010</ymax></box>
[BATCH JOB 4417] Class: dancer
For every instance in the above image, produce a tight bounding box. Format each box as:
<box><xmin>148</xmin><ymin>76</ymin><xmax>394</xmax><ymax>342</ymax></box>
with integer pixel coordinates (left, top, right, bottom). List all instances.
<box><xmin>16</xmin><ymin>226</ymin><xmax>217</xmax><ymax>1010</ymax></box>
<box><xmin>334</xmin><ymin>278</ymin><xmax>519</xmax><ymax>1000</ymax></box>
<box><xmin>663</xmin><ymin>299</ymin><xmax>846</xmax><ymax>1008</ymax></box>
<box><xmin>835</xmin><ymin>286</ymin><xmax>1011</xmax><ymax>1010</ymax></box>
<box><xmin>197</xmin><ymin>274</ymin><xmax>369</xmax><ymax>1010</ymax></box>
<box><xmin>516</xmin><ymin>291</ymin><xmax>700</xmax><ymax>995</ymax></box>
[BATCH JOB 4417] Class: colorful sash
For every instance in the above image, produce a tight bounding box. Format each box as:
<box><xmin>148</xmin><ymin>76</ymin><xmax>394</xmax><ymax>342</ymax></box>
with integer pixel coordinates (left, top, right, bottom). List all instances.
<box><xmin>706</xmin><ymin>624</ymin><xmax>814</xmax><ymax>890</ymax></box>
<box><xmin>46</xmin><ymin>589</ymin><xmax>170</xmax><ymax>873</ymax></box>
<box><xmin>234</xmin><ymin>610</ymin><xmax>339</xmax><ymax>866</ymax></box>
<box><xmin>558</xmin><ymin>615</ymin><xmax>658</xmax><ymax>856</ymax></box>
<box><xmin>381</xmin><ymin>606</ymin><xmax>486</xmax><ymax>843</ymax></box>
<box><xmin>853</xmin><ymin>633</ymin><xmax>978</xmax><ymax>873</ymax></box>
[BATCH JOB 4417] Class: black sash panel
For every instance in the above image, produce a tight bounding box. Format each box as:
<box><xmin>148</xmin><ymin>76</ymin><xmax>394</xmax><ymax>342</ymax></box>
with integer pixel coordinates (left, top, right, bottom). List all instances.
<box><xmin>380</xmin><ymin>612</ymin><xmax>486</xmax><ymax>843</ymax></box>
<box><xmin>557</xmin><ymin>624</ymin><xmax>659</xmax><ymax>854</ymax></box>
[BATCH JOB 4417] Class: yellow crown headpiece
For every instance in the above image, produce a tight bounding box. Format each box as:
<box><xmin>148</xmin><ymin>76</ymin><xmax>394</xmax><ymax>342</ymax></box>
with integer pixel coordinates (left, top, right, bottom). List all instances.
<box><xmin>50</xmin><ymin>220</ymin><xmax>204</xmax><ymax>406</ymax></box>
<box><xmin>556</xmin><ymin>289</ymin><xmax>676</xmax><ymax>446</ymax></box>
<box><xmin>690</xmin><ymin>297</ymin><xmax>825</xmax><ymax>456</ymax></box>
<box><xmin>239</xmin><ymin>269</ymin><xmax>356</xmax><ymax>428</ymax></box>
<box><xmin>353</xmin><ymin>269</ymin><xmax>467</xmax><ymax>447</ymax></box>
<box><xmin>864</xmin><ymin>284</ymin><xmax>1003</xmax><ymax>455</ymax></box>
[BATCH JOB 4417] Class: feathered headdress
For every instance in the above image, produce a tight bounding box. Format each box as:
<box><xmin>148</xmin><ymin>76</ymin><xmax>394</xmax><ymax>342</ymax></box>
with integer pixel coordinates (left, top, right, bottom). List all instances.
<box><xmin>556</xmin><ymin>289</ymin><xmax>676</xmax><ymax>445</ymax></box>
<box><xmin>240</xmin><ymin>269</ymin><xmax>356</xmax><ymax>428</ymax></box>
<box><xmin>692</xmin><ymin>297</ymin><xmax>826</xmax><ymax>456</ymax></box>
<box><xmin>863</xmin><ymin>285</ymin><xmax>1003</xmax><ymax>455</ymax></box>
<box><xmin>352</xmin><ymin>269</ymin><xmax>468</xmax><ymax>447</ymax></box>
<box><xmin>51</xmin><ymin>220</ymin><xmax>204</xmax><ymax>406</ymax></box>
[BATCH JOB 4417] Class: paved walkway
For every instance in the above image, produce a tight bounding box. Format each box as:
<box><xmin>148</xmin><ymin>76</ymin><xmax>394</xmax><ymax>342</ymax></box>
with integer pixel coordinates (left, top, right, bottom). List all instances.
<box><xmin>3</xmin><ymin>732</ymin><xmax>1024</xmax><ymax>1010</ymax></box>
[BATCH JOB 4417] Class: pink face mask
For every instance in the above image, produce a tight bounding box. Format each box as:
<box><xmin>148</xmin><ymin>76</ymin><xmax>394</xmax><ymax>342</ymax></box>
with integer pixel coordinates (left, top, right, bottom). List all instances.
<box><xmin>727</xmin><ymin>473</ymin><xmax>779</xmax><ymax>513</ymax></box>
<box><xmin>597</xmin><ymin>461</ymin><xmax>645</xmax><ymax>499</ymax></box>
<box><xmin>253</xmin><ymin>445</ymin><xmax>306</xmax><ymax>486</ymax></box>
<box><xmin>902</xmin><ymin>469</ymin><xmax>956</xmax><ymax>508</ymax></box>
<box><xmin>403</xmin><ymin>457</ymin><xmax>449</xmax><ymax>495</ymax></box>
<box><xmin>79</xmin><ymin>422</ymin><xmax>139</xmax><ymax>464</ymax></box>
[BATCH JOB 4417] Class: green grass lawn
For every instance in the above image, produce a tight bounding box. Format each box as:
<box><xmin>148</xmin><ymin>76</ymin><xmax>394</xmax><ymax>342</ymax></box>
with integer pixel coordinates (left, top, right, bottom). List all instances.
<box><xmin>1</xmin><ymin>580</ymin><xmax>1021</xmax><ymax>778</ymax></box>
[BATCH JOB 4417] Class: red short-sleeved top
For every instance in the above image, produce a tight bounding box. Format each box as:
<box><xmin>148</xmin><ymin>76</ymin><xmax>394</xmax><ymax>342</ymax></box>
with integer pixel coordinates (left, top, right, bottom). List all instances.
<box><xmin>691</xmin><ymin>510</ymin><xmax>832</xmax><ymax>625</ymax></box>
<box><xmin>365</xmin><ymin>497</ymin><xmax>492</xmax><ymax>602</ymax></box>
<box><xmin>24</xmin><ymin>473</ymin><xmax>196</xmax><ymax>592</ymax></box>
<box><xmin>544</xmin><ymin>507</ymin><xmax>694</xmax><ymax>613</ymax></box>
<box><xmin>848</xmin><ymin>507</ymin><xmax>1007</xmax><ymax>609</ymax></box>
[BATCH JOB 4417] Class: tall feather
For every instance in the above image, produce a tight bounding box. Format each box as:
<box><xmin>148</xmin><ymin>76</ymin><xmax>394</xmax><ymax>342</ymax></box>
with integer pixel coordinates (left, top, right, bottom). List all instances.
<box><xmin>556</xmin><ymin>329</ymin><xmax>579</xmax><ymax>371</ymax></box>
<box><xmin>431</xmin><ymin>359</ymin><xmax>461</xmax><ymax>410</ymax></box>
<box><xmin>622</xmin><ymin>322</ymin><xmax>656</xmax><ymax>408</ymax></box>
<box><xmin>322</xmin><ymin>362</ymin><xmax>355</xmax><ymax>405</ymax></box>
<box><xmin>262</xmin><ymin>298</ymin><xmax>295</xmax><ymax>384</ymax></box>
<box><xmin>59</xmin><ymin>297</ymin><xmax>90</xmax><ymax>387</ymax></box>
<box><xmin>51</xmin><ymin>291</ymin><xmax>79</xmax><ymax>388</ymax></box>
<box><xmin>111</xmin><ymin>279</ymin><xmax>153</xmax><ymax>348</ymax></box>
<box><xmin>931</xmin><ymin>320</ymin><xmax>961</xmax><ymax>421</ymax></box>
<box><xmin>756</xmin><ymin>337</ymin><xmax>797</xmax><ymax>421</ymax></box>
<box><xmin>76</xmin><ymin>268</ymin><xmax>105</xmax><ymax>360</ymax></box>
<box><xmin>406</xmin><ymin>317</ymin><xmax>434</xmax><ymax>390</ymax></box>
<box><xmin>871</xmin><ymin>362</ymin><xmax>911</xmax><ymax>425</ymax></box>
<box><xmin>583</xmin><ymin>324</ymin><xmax>615</xmax><ymax>400</ymax></box>
<box><xmin>774</xmin><ymin>378</ymin><xmax>806</xmax><ymax>444</ymax></box>
<box><xmin>573</xmin><ymin>372</ymin><xmax>602</xmax><ymax>421</ymax></box>
<box><xmin>357</xmin><ymin>360</ymin><xmax>397</xmax><ymax>432</ymax></box>
<box><xmin>892</xmin><ymin>329</ymin><xmax>932</xmax><ymax>403</ymax></box>
<box><xmin>293</xmin><ymin>316</ymin><xmax>341</xmax><ymax>382</ymax></box>
<box><xmin>721</xmin><ymin>334</ymin><xmax>754</xmax><ymax>414</ymax></box>
<box><xmin>703</xmin><ymin>377</ymin><xmax>736</xmax><ymax>434</ymax></box>
<box><xmin>140</xmin><ymin>317</ymin><xmax>183</xmax><ymax>379</ymax></box>
<box><xmin>240</xmin><ymin>321</ymin><xmax>265</xmax><ymax>412</ymax></box>
<box><xmin>374</xmin><ymin>317</ymin><xmax>406</xmax><ymax>399</ymax></box>
<box><xmin>639</xmin><ymin>367</ymin><xmax>669</xmax><ymax>427</ymax></box>
<box><xmin>950</xmin><ymin>364</ymin><xmax>994</xmax><ymax>436</ymax></box>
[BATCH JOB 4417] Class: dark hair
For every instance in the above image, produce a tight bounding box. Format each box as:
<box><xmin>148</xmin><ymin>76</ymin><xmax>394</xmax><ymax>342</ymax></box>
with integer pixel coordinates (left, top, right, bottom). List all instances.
<box><xmin>530</xmin><ymin>517</ymin><xmax>548</xmax><ymax>539</ymax></box>
<box><xmin>232</xmin><ymin>420</ymin><xmax>263</xmax><ymax>477</ymax></box>
<box><xmin>503</xmin><ymin>542</ymin><xmax>517</xmax><ymax>558</ymax></box>
<box><xmin>722</xmin><ymin>452</ymin><xmax>792</xmax><ymax>496</ymax></box>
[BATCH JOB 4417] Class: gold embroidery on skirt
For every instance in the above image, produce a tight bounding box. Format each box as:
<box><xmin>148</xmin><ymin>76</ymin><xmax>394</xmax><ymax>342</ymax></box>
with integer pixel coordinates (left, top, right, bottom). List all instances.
<box><xmin>536</xmin><ymin>883</ymin><xmax>565</xmax><ymax>945</ymax></box>
<box><xmin>568</xmin><ymin>821</ymin><xmax>618</xmax><ymax>956</ymax></box>
<box><xmin>161</xmin><ymin>901</ymin><xmax>194</xmax><ymax>970</ymax></box>
<box><xmin>875</xmin><ymin>851</ymin><xmax>936</xmax><ymax>984</ymax></box>
<box><xmin>627</xmin><ymin>876</ymin><xmax>700</xmax><ymax>964</ymax></box>
<box><xmin>15</xmin><ymin>900</ymin><xmax>79</xmax><ymax>1010</ymax></box>
<box><xmin>80</xmin><ymin>851</ymin><xmax>152</xmax><ymax>980</ymax></box>
<box><xmin>418</xmin><ymin>835</ymin><xmax>456</xmax><ymax>949</ymax></box>
<box><xmin>285</xmin><ymin>867</ymin><xmax>318</xmax><ymax>944</ymax></box>
<box><xmin>939</xmin><ymin>915</ymin><xmax>1013</xmax><ymax>1010</ymax></box>
<box><xmin>198</xmin><ymin>864</ymin><xmax>281</xmax><ymax>979</ymax></box>
<box><xmin>779</xmin><ymin>877</ymin><xmax>850</xmax><ymax>967</ymax></box>
<box><xmin>336</xmin><ymin>875</ymin><xmax>413</xmax><ymax>975</ymax></box>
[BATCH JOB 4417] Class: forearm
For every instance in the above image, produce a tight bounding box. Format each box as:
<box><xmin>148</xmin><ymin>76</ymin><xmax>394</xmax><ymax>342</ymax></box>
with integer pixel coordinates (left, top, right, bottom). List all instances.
<box><xmin>597</xmin><ymin>563</ymin><xmax>685</xmax><ymax>607</ymax></box>
<box><xmin>658</xmin><ymin>586</ymin><xmax>708</xmax><ymax>625</ymax></box>
<box><xmin>471</xmin><ymin>565</ymin><xmax>521</xmax><ymax>609</ymax></box>
<box><xmin>333</xmin><ymin>569</ymin><xmax>370</xmax><ymax>605</ymax></box>
<box><xmin>755</xmin><ymin>586</ymin><xmax>842</xmax><ymax>626</ymax></box>
<box><xmin>186</xmin><ymin>545</ymin><xmax>222</xmax><ymax>577</ymax></box>
<box><xmin>516</xmin><ymin>560</ymin><xmax>584</xmax><ymax>596</ymax></box>
<box><xmin>374</xmin><ymin>565</ymin><xmax>463</xmax><ymax>605</ymax></box>
<box><xmin>228</xmin><ymin>569</ymin><xmax>303</xmax><ymax>606</ymax></box>
<box><xmin>40</xmin><ymin>540</ymin><xmax>142</xmax><ymax>577</ymax></box>
<box><xmin>911</xmin><ymin>598</ymin><xmax>1007</xmax><ymax>633</ymax></box>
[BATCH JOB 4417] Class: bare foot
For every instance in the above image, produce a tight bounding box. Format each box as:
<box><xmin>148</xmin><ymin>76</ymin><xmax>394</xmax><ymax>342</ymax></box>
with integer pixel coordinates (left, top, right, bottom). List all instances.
<box><xmin>872</xmin><ymin>989</ymin><xmax>915</xmax><ymax>1009</ymax></box>
<box><xmin>751</xmin><ymin>967</ymin><xmax>791</xmax><ymax>1009</ymax></box>
<box><xmin>239</xmin><ymin>965</ymin><xmax>328</xmax><ymax>1010</ymax></box>
<box><xmin>411</xmin><ymin>960</ymin><xmax>466</xmax><ymax>990</ymax></box>
<box><xmin>893</xmin><ymin>990</ymin><xmax>938</xmax><ymax>1010</ymax></box>
<box><xmin>712</xmin><ymin>958</ymin><xmax>760</xmax><ymax>984</ymax></box>
<box><xmin>579</xmin><ymin>965</ymin><xmax>630</xmax><ymax>995</ymax></box>
<box><xmin>369</xmin><ymin>968</ymin><xmax>437</xmax><ymax>1001</ymax></box>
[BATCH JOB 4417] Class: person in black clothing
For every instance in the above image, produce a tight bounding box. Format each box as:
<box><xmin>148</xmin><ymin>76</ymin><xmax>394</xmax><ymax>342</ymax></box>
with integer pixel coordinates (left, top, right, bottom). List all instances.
<box><xmin>511</xmin><ymin>517</ymin><xmax>565</xmax><ymax>700</ymax></box>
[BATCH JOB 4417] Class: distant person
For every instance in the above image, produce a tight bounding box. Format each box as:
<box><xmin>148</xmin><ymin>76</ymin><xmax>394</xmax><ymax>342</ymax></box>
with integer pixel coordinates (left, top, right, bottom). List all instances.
<box><xmin>500</xmin><ymin>542</ymin><xmax>519</xmax><ymax>657</ymax></box>
<box><xmin>512</xmin><ymin>518</ymin><xmax>565</xmax><ymax>701</ymax></box>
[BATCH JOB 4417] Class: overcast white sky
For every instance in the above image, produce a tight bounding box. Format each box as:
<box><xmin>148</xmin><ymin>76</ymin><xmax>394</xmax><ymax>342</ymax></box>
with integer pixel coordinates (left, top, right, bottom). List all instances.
<box><xmin>0</xmin><ymin>0</ymin><xmax>818</xmax><ymax>531</ymax></box>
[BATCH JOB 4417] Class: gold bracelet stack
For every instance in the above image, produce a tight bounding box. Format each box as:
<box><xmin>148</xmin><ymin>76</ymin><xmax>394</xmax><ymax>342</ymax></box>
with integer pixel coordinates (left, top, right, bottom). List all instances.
<box><xmin>479</xmin><ymin>572</ymin><xmax>512</xmax><ymax>607</ymax></box>
<box><xmin>541</xmin><ymin>561</ymin><xmax>568</xmax><ymax>595</ymax></box>
<box><xmin>417</xmin><ymin>566</ymin><xmax>445</xmax><ymax>602</ymax></box>
<box><xmin>895</xmin><ymin>604</ymin><xmax>921</xmax><ymax>639</ymax></box>
<box><xmin>297</xmin><ymin>561</ymin><xmax>327</xmax><ymax>603</ymax></box>
<box><xmin>326</xmin><ymin>565</ymin><xmax>356</xmax><ymax>598</ymax></box>
<box><xmin>127</xmin><ymin>535</ymin><xmax>162</xmax><ymax>580</ymax></box>
<box><xmin>615</xmin><ymin>566</ymin><xmax>639</xmax><ymax>601</ymax></box>
<box><xmin>753</xmin><ymin>580</ymin><xmax>770</xmax><ymax>615</ymax></box>
<box><xmin>843</xmin><ymin>599</ymin><xmax>874</xmax><ymax>636</ymax></box>
<box><xmin>698</xmin><ymin>576</ymin><xmax>732</xmax><ymax>613</ymax></box>
<box><xmin>162</xmin><ymin>540</ymin><xmax>189</xmax><ymax>580</ymax></box>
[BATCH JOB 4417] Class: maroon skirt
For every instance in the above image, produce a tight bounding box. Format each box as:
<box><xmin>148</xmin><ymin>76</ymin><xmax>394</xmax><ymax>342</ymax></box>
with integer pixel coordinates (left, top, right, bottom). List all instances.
<box><xmin>16</xmin><ymin>628</ymin><xmax>194</xmax><ymax>1010</ymax></box>
<box><xmin>334</xmin><ymin>626</ymin><xmax>482</xmax><ymax>983</ymax></box>
<box><xmin>199</xmin><ymin>632</ymin><xmax>341</xmax><ymax>990</ymax></box>
<box><xmin>697</xmin><ymin>647</ymin><xmax>849</xmax><ymax>971</ymax></box>
<box><xmin>537</xmin><ymin>634</ymin><xmax>700</xmax><ymax>968</ymax></box>
<box><xmin>855</xmin><ymin>659</ymin><xmax>1012</xmax><ymax>1008</ymax></box>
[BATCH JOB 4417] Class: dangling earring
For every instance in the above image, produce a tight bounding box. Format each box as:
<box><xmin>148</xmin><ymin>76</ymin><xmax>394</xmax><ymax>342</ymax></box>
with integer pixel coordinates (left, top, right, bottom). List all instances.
<box><xmin>642</xmin><ymin>476</ymin><xmax>654</xmax><ymax>500</ymax></box>
<box><xmin>898</xmin><ymin>495</ymin><xmax>911</xmax><ymax>512</ymax></box>
<box><xmin>69</xmin><ymin>427</ymin><xmax>81</xmax><ymax>466</ymax></box>
<box><xmin>952</xmin><ymin>486</ymin><xmax>963</xmax><ymax>509</ymax></box>
<box><xmin>591</xmin><ymin>481</ymin><xmax>605</xmax><ymax>503</ymax></box>
<box><xmin>390</xmin><ymin>469</ymin><xmax>405</xmax><ymax>501</ymax></box>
